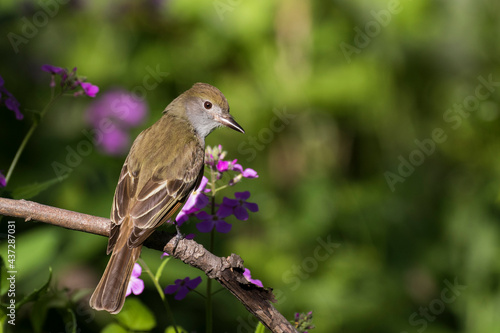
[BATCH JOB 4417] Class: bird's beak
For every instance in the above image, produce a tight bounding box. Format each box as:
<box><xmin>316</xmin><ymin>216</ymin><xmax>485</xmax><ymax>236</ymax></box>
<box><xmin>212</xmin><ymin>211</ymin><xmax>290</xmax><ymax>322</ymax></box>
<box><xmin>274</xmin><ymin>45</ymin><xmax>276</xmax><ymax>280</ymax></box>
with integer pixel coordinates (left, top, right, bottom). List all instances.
<box><xmin>217</xmin><ymin>115</ymin><xmax>245</xmax><ymax>133</ymax></box>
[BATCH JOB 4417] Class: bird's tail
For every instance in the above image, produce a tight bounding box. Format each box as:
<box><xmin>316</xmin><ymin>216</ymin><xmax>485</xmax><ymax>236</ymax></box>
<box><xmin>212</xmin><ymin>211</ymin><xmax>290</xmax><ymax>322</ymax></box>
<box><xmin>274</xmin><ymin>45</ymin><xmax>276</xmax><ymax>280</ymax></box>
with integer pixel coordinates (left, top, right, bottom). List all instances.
<box><xmin>89</xmin><ymin>244</ymin><xmax>142</xmax><ymax>314</ymax></box>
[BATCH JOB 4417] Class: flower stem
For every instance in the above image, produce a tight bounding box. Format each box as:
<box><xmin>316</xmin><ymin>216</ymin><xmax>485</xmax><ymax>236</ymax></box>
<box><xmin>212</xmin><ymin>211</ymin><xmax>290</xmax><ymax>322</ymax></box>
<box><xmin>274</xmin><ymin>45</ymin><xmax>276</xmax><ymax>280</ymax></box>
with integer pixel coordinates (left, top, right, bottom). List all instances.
<box><xmin>139</xmin><ymin>258</ymin><xmax>179</xmax><ymax>333</ymax></box>
<box><xmin>5</xmin><ymin>94</ymin><xmax>60</xmax><ymax>186</ymax></box>
<box><xmin>5</xmin><ymin>124</ymin><xmax>36</xmax><ymax>185</ymax></box>
<box><xmin>206</xmin><ymin>228</ymin><xmax>215</xmax><ymax>333</ymax></box>
<box><xmin>206</xmin><ymin>170</ymin><xmax>218</xmax><ymax>333</ymax></box>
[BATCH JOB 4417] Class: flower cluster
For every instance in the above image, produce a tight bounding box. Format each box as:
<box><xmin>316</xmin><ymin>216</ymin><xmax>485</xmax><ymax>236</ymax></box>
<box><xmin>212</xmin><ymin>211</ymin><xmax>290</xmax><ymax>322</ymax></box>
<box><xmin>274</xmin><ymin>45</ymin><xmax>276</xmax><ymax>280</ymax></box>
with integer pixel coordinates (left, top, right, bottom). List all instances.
<box><xmin>175</xmin><ymin>145</ymin><xmax>259</xmax><ymax>234</ymax></box>
<box><xmin>85</xmin><ymin>89</ymin><xmax>148</xmax><ymax>155</ymax></box>
<box><xmin>41</xmin><ymin>64</ymin><xmax>99</xmax><ymax>97</ymax></box>
<box><xmin>0</xmin><ymin>75</ymin><xmax>22</xmax><ymax>120</ymax></box>
<box><xmin>205</xmin><ymin>145</ymin><xmax>258</xmax><ymax>184</ymax></box>
<box><xmin>293</xmin><ymin>311</ymin><xmax>315</xmax><ymax>333</ymax></box>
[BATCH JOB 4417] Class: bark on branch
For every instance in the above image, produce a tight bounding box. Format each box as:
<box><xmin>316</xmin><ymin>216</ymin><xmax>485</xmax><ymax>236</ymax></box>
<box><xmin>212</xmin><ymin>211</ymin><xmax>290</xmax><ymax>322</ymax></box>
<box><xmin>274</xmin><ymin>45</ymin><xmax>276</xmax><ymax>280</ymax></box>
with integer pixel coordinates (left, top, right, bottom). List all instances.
<box><xmin>0</xmin><ymin>197</ymin><xmax>298</xmax><ymax>333</ymax></box>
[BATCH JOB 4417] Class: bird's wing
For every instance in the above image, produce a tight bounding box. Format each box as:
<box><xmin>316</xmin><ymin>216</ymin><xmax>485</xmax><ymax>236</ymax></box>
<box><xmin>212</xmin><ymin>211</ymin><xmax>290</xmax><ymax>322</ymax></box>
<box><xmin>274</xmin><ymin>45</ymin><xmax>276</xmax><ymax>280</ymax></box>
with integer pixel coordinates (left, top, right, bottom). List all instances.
<box><xmin>127</xmin><ymin>153</ymin><xmax>204</xmax><ymax>247</ymax></box>
<box><xmin>108</xmin><ymin>159</ymin><xmax>137</xmax><ymax>254</ymax></box>
<box><xmin>107</xmin><ymin>122</ymin><xmax>204</xmax><ymax>253</ymax></box>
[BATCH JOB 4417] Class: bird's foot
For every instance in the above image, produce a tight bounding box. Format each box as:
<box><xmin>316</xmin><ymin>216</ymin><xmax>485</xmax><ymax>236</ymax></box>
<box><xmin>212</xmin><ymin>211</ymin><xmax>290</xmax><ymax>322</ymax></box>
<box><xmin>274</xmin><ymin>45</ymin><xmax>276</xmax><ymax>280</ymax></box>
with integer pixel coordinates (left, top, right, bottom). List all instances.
<box><xmin>171</xmin><ymin>222</ymin><xmax>184</xmax><ymax>251</ymax></box>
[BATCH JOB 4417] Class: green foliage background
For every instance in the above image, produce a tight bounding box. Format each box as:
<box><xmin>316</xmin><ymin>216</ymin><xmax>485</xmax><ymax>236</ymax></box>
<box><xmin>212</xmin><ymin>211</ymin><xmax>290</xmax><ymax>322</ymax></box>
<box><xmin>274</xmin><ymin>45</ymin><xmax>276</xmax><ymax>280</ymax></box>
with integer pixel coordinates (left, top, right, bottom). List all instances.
<box><xmin>1</xmin><ymin>0</ymin><xmax>500</xmax><ymax>332</ymax></box>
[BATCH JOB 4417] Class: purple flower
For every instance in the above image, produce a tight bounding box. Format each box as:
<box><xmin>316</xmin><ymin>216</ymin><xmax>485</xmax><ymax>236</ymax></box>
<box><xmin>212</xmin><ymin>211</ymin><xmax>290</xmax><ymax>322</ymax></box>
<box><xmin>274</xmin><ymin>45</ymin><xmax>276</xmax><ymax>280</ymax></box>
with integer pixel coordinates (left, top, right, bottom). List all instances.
<box><xmin>176</xmin><ymin>176</ymin><xmax>210</xmax><ymax>225</ymax></box>
<box><xmin>126</xmin><ymin>263</ymin><xmax>144</xmax><ymax>297</ymax></box>
<box><xmin>243</xmin><ymin>268</ymin><xmax>263</xmax><ymax>287</ymax></box>
<box><xmin>175</xmin><ymin>212</ymin><xmax>190</xmax><ymax>226</ymax></box>
<box><xmin>164</xmin><ymin>276</ymin><xmax>202</xmax><ymax>300</ymax></box>
<box><xmin>100</xmin><ymin>127</ymin><xmax>130</xmax><ymax>156</ymax></box>
<box><xmin>0</xmin><ymin>171</ymin><xmax>6</xmax><ymax>188</ymax></box>
<box><xmin>0</xmin><ymin>75</ymin><xmax>23</xmax><ymax>120</ymax></box>
<box><xmin>218</xmin><ymin>191</ymin><xmax>258</xmax><ymax>221</ymax></box>
<box><xmin>85</xmin><ymin>89</ymin><xmax>148</xmax><ymax>156</ymax></box>
<box><xmin>80</xmin><ymin>82</ymin><xmax>99</xmax><ymax>97</ymax></box>
<box><xmin>86</xmin><ymin>89</ymin><xmax>147</xmax><ymax>128</ymax></box>
<box><xmin>195</xmin><ymin>210</ymin><xmax>232</xmax><ymax>233</ymax></box>
<box><xmin>41</xmin><ymin>64</ymin><xmax>65</xmax><ymax>75</ymax></box>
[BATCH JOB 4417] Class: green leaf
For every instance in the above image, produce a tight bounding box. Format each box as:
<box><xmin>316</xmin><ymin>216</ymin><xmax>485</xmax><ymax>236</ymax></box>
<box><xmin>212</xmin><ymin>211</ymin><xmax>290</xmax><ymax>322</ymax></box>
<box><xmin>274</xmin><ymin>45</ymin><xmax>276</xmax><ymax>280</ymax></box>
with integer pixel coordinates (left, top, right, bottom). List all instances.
<box><xmin>12</xmin><ymin>175</ymin><xmax>68</xmax><ymax>200</ymax></box>
<box><xmin>102</xmin><ymin>323</ymin><xmax>128</xmax><ymax>333</ymax></box>
<box><xmin>155</xmin><ymin>256</ymin><xmax>171</xmax><ymax>281</ymax></box>
<box><xmin>254</xmin><ymin>321</ymin><xmax>266</xmax><ymax>333</ymax></box>
<box><xmin>165</xmin><ymin>326</ymin><xmax>188</xmax><ymax>333</ymax></box>
<box><xmin>115</xmin><ymin>298</ymin><xmax>156</xmax><ymax>331</ymax></box>
<box><xmin>30</xmin><ymin>289</ymin><xmax>74</xmax><ymax>333</ymax></box>
<box><xmin>60</xmin><ymin>308</ymin><xmax>77</xmax><ymax>333</ymax></box>
<box><xmin>17</xmin><ymin>267</ymin><xmax>52</xmax><ymax>309</ymax></box>
<box><xmin>30</xmin><ymin>296</ymin><xmax>51</xmax><ymax>333</ymax></box>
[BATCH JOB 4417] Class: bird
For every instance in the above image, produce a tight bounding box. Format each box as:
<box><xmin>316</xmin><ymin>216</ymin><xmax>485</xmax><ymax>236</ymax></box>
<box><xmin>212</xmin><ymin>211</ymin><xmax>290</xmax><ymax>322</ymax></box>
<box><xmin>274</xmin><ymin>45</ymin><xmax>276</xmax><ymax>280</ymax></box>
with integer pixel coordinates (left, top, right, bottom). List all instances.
<box><xmin>89</xmin><ymin>82</ymin><xmax>244</xmax><ymax>313</ymax></box>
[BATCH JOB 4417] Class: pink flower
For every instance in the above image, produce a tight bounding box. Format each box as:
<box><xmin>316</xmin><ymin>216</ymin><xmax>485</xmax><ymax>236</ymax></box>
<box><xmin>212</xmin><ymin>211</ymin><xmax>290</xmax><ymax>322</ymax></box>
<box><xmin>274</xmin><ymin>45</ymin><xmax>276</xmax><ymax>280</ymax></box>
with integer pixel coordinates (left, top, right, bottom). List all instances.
<box><xmin>80</xmin><ymin>82</ymin><xmax>99</xmax><ymax>97</ymax></box>
<box><xmin>233</xmin><ymin>162</ymin><xmax>258</xmax><ymax>178</ymax></box>
<box><xmin>243</xmin><ymin>268</ymin><xmax>263</xmax><ymax>287</ymax></box>
<box><xmin>126</xmin><ymin>263</ymin><xmax>144</xmax><ymax>296</ymax></box>
<box><xmin>217</xmin><ymin>160</ymin><xmax>230</xmax><ymax>172</ymax></box>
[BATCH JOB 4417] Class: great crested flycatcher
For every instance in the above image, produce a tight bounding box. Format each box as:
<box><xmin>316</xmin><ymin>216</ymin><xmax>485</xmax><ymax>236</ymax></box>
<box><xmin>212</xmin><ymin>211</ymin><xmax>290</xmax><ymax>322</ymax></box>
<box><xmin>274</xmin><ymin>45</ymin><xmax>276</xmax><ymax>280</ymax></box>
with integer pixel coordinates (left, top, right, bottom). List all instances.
<box><xmin>89</xmin><ymin>82</ymin><xmax>244</xmax><ymax>313</ymax></box>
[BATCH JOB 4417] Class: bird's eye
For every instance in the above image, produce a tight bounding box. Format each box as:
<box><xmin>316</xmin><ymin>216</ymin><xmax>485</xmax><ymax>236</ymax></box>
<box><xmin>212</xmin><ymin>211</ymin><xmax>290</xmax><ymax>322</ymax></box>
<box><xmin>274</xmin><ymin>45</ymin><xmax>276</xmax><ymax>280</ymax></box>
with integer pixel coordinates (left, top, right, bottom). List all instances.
<box><xmin>204</xmin><ymin>101</ymin><xmax>212</xmax><ymax>110</ymax></box>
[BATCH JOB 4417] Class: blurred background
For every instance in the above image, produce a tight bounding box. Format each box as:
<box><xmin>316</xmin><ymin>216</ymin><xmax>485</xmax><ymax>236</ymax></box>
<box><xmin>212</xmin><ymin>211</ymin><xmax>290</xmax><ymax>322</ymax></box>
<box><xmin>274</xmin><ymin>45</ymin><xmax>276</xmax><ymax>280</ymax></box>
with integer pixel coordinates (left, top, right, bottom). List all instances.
<box><xmin>1</xmin><ymin>0</ymin><xmax>500</xmax><ymax>332</ymax></box>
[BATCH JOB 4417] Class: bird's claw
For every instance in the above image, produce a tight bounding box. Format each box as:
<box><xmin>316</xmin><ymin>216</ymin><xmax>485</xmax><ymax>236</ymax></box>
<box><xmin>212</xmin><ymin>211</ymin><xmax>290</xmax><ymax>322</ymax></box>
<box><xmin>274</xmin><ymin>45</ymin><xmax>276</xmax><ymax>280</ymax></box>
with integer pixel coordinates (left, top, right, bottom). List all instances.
<box><xmin>172</xmin><ymin>222</ymin><xmax>184</xmax><ymax>251</ymax></box>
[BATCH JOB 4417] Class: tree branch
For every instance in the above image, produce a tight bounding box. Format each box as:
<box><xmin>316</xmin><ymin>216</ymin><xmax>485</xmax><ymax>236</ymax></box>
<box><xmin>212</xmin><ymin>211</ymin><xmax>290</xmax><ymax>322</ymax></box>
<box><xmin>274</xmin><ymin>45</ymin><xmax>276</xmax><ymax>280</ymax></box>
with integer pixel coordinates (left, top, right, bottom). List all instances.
<box><xmin>0</xmin><ymin>197</ymin><xmax>298</xmax><ymax>333</ymax></box>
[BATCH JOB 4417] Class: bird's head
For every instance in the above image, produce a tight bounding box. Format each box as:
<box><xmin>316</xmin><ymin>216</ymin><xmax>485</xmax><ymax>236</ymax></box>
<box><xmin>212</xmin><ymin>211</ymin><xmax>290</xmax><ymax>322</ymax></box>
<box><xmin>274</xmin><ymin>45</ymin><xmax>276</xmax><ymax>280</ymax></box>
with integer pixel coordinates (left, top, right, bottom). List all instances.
<box><xmin>173</xmin><ymin>82</ymin><xmax>244</xmax><ymax>138</ymax></box>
